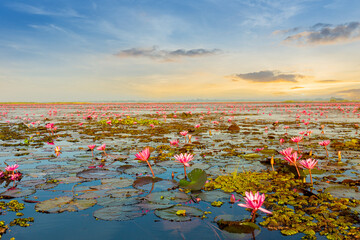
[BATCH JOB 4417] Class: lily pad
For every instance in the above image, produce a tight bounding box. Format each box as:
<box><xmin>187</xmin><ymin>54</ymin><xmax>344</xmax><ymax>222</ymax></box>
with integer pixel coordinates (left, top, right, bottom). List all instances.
<box><xmin>76</xmin><ymin>169</ymin><xmax>120</xmax><ymax>179</ymax></box>
<box><xmin>96</xmin><ymin>196</ymin><xmax>141</xmax><ymax>207</ymax></box>
<box><xmin>93</xmin><ymin>205</ymin><xmax>144</xmax><ymax>221</ymax></box>
<box><xmin>1</xmin><ymin>189</ymin><xmax>36</xmax><ymax>198</ymax></box>
<box><xmin>215</xmin><ymin>215</ymin><xmax>261</xmax><ymax>239</ymax></box>
<box><xmin>106</xmin><ymin>188</ymin><xmax>145</xmax><ymax>198</ymax></box>
<box><xmin>146</xmin><ymin>191</ymin><xmax>191</xmax><ymax>205</ymax></box>
<box><xmin>133</xmin><ymin>177</ymin><xmax>178</xmax><ymax>192</ymax></box>
<box><xmin>243</xmin><ymin>153</ymin><xmax>261</xmax><ymax>160</ymax></box>
<box><xmin>124</xmin><ymin>166</ymin><xmax>166</xmax><ymax>176</ymax></box>
<box><xmin>35</xmin><ymin>196</ymin><xmax>96</xmax><ymax>213</ymax></box>
<box><xmin>179</xmin><ymin>168</ymin><xmax>207</xmax><ymax>191</ymax></box>
<box><xmin>154</xmin><ymin>205</ymin><xmax>203</xmax><ymax>221</ymax></box>
<box><xmin>195</xmin><ymin>190</ymin><xmax>230</xmax><ymax>202</ymax></box>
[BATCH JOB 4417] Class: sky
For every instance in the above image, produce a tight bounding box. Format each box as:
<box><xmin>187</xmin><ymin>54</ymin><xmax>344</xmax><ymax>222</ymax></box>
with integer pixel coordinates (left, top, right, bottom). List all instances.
<box><xmin>0</xmin><ymin>0</ymin><xmax>360</xmax><ymax>102</ymax></box>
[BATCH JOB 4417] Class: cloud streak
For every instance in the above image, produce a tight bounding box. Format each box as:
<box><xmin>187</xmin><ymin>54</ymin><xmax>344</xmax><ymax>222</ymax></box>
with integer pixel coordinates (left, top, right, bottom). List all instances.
<box><xmin>284</xmin><ymin>22</ymin><xmax>360</xmax><ymax>45</ymax></box>
<box><xmin>8</xmin><ymin>3</ymin><xmax>83</xmax><ymax>18</ymax></box>
<box><xmin>335</xmin><ymin>88</ymin><xmax>360</xmax><ymax>99</ymax></box>
<box><xmin>316</xmin><ymin>80</ymin><xmax>342</xmax><ymax>83</ymax></box>
<box><xmin>114</xmin><ymin>46</ymin><xmax>221</xmax><ymax>61</ymax></box>
<box><xmin>232</xmin><ymin>70</ymin><xmax>305</xmax><ymax>83</ymax></box>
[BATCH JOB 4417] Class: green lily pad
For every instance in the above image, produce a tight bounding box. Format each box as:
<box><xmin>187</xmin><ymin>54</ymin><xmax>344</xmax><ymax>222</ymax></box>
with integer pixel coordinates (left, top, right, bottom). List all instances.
<box><xmin>243</xmin><ymin>153</ymin><xmax>261</xmax><ymax>160</ymax></box>
<box><xmin>35</xmin><ymin>196</ymin><xmax>96</xmax><ymax>213</ymax></box>
<box><xmin>57</xmin><ymin>176</ymin><xmax>84</xmax><ymax>184</ymax></box>
<box><xmin>76</xmin><ymin>169</ymin><xmax>120</xmax><ymax>179</ymax></box>
<box><xmin>106</xmin><ymin>188</ymin><xmax>145</xmax><ymax>198</ymax></box>
<box><xmin>146</xmin><ymin>191</ymin><xmax>191</xmax><ymax>205</ymax></box>
<box><xmin>96</xmin><ymin>196</ymin><xmax>141</xmax><ymax>207</ymax></box>
<box><xmin>154</xmin><ymin>205</ymin><xmax>203</xmax><ymax>221</ymax></box>
<box><xmin>179</xmin><ymin>168</ymin><xmax>207</xmax><ymax>191</ymax></box>
<box><xmin>133</xmin><ymin>177</ymin><xmax>178</xmax><ymax>192</ymax></box>
<box><xmin>215</xmin><ymin>215</ymin><xmax>261</xmax><ymax>239</ymax></box>
<box><xmin>93</xmin><ymin>205</ymin><xmax>144</xmax><ymax>221</ymax></box>
<box><xmin>196</xmin><ymin>190</ymin><xmax>230</xmax><ymax>202</ymax></box>
<box><xmin>35</xmin><ymin>182</ymin><xmax>58</xmax><ymax>190</ymax></box>
<box><xmin>1</xmin><ymin>189</ymin><xmax>36</xmax><ymax>199</ymax></box>
<box><xmin>101</xmin><ymin>178</ymin><xmax>134</xmax><ymax>188</ymax></box>
<box><xmin>124</xmin><ymin>166</ymin><xmax>166</xmax><ymax>175</ymax></box>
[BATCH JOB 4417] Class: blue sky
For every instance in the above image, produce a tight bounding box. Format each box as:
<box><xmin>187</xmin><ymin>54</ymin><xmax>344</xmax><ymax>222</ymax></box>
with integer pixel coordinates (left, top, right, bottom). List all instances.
<box><xmin>1</xmin><ymin>0</ymin><xmax>360</xmax><ymax>102</ymax></box>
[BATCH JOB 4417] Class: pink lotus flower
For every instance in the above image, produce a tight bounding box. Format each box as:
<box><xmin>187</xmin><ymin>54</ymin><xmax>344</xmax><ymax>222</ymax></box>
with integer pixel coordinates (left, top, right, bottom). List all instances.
<box><xmin>279</xmin><ymin>147</ymin><xmax>293</xmax><ymax>157</ymax></box>
<box><xmin>180</xmin><ymin>131</ymin><xmax>188</xmax><ymax>136</ymax></box>
<box><xmin>180</xmin><ymin>131</ymin><xmax>188</xmax><ymax>143</ymax></box>
<box><xmin>319</xmin><ymin>140</ymin><xmax>330</xmax><ymax>146</ymax></box>
<box><xmin>238</xmin><ymin>191</ymin><xmax>272</xmax><ymax>221</ymax></box>
<box><xmin>279</xmin><ymin>139</ymin><xmax>285</xmax><ymax>145</ymax></box>
<box><xmin>5</xmin><ymin>164</ymin><xmax>19</xmax><ymax>172</ymax></box>
<box><xmin>135</xmin><ymin>148</ymin><xmax>150</xmax><ymax>162</ymax></box>
<box><xmin>174</xmin><ymin>153</ymin><xmax>194</xmax><ymax>178</ymax></box>
<box><xmin>88</xmin><ymin>145</ymin><xmax>96</xmax><ymax>150</ymax></box>
<box><xmin>10</xmin><ymin>172</ymin><xmax>21</xmax><ymax>181</ymax></box>
<box><xmin>0</xmin><ymin>171</ymin><xmax>3</xmax><ymax>178</ymax></box>
<box><xmin>280</xmin><ymin>148</ymin><xmax>301</xmax><ymax>178</ymax></box>
<box><xmin>254</xmin><ymin>148</ymin><xmax>264</xmax><ymax>152</ymax></box>
<box><xmin>299</xmin><ymin>158</ymin><xmax>318</xmax><ymax>185</ymax></box>
<box><xmin>174</xmin><ymin>153</ymin><xmax>194</xmax><ymax>167</ymax></box>
<box><xmin>169</xmin><ymin>140</ymin><xmax>179</xmax><ymax>146</ymax></box>
<box><xmin>150</xmin><ymin>124</ymin><xmax>155</xmax><ymax>128</ymax></box>
<box><xmin>299</xmin><ymin>158</ymin><xmax>318</xmax><ymax>170</ymax></box>
<box><xmin>291</xmin><ymin>136</ymin><xmax>302</xmax><ymax>143</ymax></box>
<box><xmin>97</xmin><ymin>144</ymin><xmax>106</xmax><ymax>151</ymax></box>
<box><xmin>319</xmin><ymin>140</ymin><xmax>330</xmax><ymax>159</ymax></box>
<box><xmin>135</xmin><ymin>148</ymin><xmax>155</xmax><ymax>177</ymax></box>
<box><xmin>230</xmin><ymin>194</ymin><xmax>236</xmax><ymax>203</ymax></box>
<box><xmin>195</xmin><ymin>124</ymin><xmax>200</xmax><ymax>128</ymax></box>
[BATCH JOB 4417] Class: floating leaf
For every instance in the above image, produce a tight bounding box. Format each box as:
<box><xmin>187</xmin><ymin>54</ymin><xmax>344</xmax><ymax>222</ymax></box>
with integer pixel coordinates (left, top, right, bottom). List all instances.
<box><xmin>133</xmin><ymin>177</ymin><xmax>178</xmax><ymax>192</ymax></box>
<box><xmin>215</xmin><ymin>215</ymin><xmax>261</xmax><ymax>239</ymax></box>
<box><xmin>106</xmin><ymin>188</ymin><xmax>145</xmax><ymax>198</ymax></box>
<box><xmin>196</xmin><ymin>190</ymin><xmax>231</xmax><ymax>202</ymax></box>
<box><xmin>179</xmin><ymin>168</ymin><xmax>207</xmax><ymax>191</ymax></box>
<box><xmin>96</xmin><ymin>196</ymin><xmax>140</xmax><ymax>207</ymax></box>
<box><xmin>1</xmin><ymin>189</ymin><xmax>36</xmax><ymax>199</ymax></box>
<box><xmin>146</xmin><ymin>191</ymin><xmax>190</xmax><ymax>205</ymax></box>
<box><xmin>93</xmin><ymin>206</ymin><xmax>144</xmax><ymax>221</ymax></box>
<box><xmin>155</xmin><ymin>205</ymin><xmax>203</xmax><ymax>221</ymax></box>
<box><xmin>35</xmin><ymin>196</ymin><xmax>96</xmax><ymax>213</ymax></box>
<box><xmin>76</xmin><ymin>169</ymin><xmax>120</xmax><ymax>179</ymax></box>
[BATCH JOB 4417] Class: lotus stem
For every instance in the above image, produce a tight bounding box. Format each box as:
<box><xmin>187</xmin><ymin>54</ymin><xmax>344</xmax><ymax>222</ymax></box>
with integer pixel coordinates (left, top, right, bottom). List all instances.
<box><xmin>324</xmin><ymin>146</ymin><xmax>329</xmax><ymax>159</ymax></box>
<box><xmin>309</xmin><ymin>169</ymin><xmax>313</xmax><ymax>186</ymax></box>
<box><xmin>146</xmin><ymin>160</ymin><xmax>155</xmax><ymax>178</ymax></box>
<box><xmin>294</xmin><ymin>163</ymin><xmax>301</xmax><ymax>178</ymax></box>
<box><xmin>184</xmin><ymin>165</ymin><xmax>187</xmax><ymax>179</ymax></box>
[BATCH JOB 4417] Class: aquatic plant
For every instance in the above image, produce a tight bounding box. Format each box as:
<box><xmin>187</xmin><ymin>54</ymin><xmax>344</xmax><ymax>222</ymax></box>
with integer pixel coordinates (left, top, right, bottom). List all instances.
<box><xmin>135</xmin><ymin>147</ymin><xmax>155</xmax><ymax>178</ymax></box>
<box><xmin>298</xmin><ymin>158</ymin><xmax>318</xmax><ymax>185</ymax></box>
<box><xmin>88</xmin><ymin>144</ymin><xmax>96</xmax><ymax>157</ymax></box>
<box><xmin>319</xmin><ymin>140</ymin><xmax>330</xmax><ymax>159</ymax></box>
<box><xmin>279</xmin><ymin>148</ymin><xmax>301</xmax><ymax>178</ymax></box>
<box><xmin>180</xmin><ymin>131</ymin><xmax>188</xmax><ymax>143</ymax></box>
<box><xmin>97</xmin><ymin>143</ymin><xmax>107</xmax><ymax>156</ymax></box>
<box><xmin>238</xmin><ymin>191</ymin><xmax>272</xmax><ymax>222</ymax></box>
<box><xmin>174</xmin><ymin>153</ymin><xmax>194</xmax><ymax>178</ymax></box>
<box><xmin>291</xmin><ymin>136</ymin><xmax>302</xmax><ymax>153</ymax></box>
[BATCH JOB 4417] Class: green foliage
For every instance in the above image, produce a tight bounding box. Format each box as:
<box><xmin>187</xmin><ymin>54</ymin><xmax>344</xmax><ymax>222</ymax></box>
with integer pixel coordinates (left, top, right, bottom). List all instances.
<box><xmin>179</xmin><ymin>168</ymin><xmax>207</xmax><ymax>191</ymax></box>
<box><xmin>98</xmin><ymin>116</ymin><xmax>161</xmax><ymax>126</ymax></box>
<box><xmin>205</xmin><ymin>171</ymin><xmax>360</xmax><ymax>239</ymax></box>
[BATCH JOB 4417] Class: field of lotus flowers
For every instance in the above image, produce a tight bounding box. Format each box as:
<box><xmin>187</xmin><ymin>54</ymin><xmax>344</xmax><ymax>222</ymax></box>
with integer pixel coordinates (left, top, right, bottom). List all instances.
<box><xmin>0</xmin><ymin>102</ymin><xmax>359</xmax><ymax>239</ymax></box>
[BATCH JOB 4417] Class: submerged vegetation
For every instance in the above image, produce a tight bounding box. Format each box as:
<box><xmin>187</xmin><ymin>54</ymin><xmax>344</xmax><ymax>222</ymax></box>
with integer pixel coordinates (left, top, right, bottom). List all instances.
<box><xmin>0</xmin><ymin>102</ymin><xmax>359</xmax><ymax>239</ymax></box>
